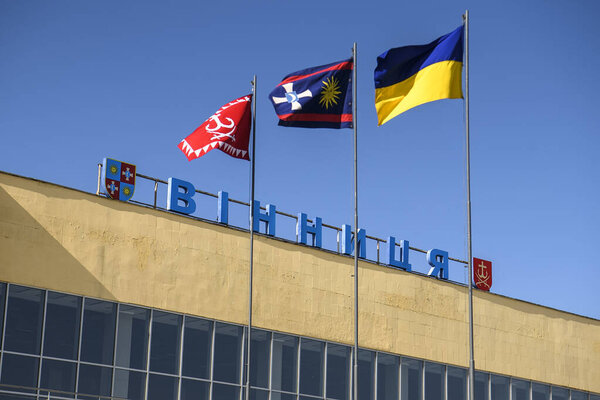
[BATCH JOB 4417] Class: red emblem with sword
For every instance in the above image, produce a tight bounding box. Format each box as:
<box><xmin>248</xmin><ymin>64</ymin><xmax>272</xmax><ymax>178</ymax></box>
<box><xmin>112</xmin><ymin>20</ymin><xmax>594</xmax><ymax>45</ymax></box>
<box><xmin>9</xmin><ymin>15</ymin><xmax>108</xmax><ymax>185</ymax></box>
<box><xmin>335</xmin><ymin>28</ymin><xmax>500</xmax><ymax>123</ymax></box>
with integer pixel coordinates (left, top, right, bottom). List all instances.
<box><xmin>473</xmin><ymin>258</ymin><xmax>492</xmax><ymax>291</ymax></box>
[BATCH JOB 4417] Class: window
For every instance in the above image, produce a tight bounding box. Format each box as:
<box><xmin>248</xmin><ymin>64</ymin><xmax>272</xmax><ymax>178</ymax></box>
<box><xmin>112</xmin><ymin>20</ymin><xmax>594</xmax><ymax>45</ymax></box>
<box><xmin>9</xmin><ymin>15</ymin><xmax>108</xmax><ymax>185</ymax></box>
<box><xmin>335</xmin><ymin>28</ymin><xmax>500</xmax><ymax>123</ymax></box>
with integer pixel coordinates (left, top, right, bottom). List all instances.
<box><xmin>326</xmin><ymin>343</ymin><xmax>350</xmax><ymax>400</ymax></box>
<box><xmin>250</xmin><ymin>329</ymin><xmax>271</xmax><ymax>388</ymax></box>
<box><xmin>0</xmin><ymin>353</ymin><xmax>39</xmax><ymax>392</ymax></box>
<box><xmin>532</xmin><ymin>383</ymin><xmax>549</xmax><ymax>400</ymax></box>
<box><xmin>401</xmin><ymin>357</ymin><xmax>422</xmax><ymax>400</ymax></box>
<box><xmin>571</xmin><ymin>390</ymin><xmax>589</xmax><ymax>400</ymax></box>
<box><xmin>424</xmin><ymin>362</ymin><xmax>444</xmax><ymax>400</ymax></box>
<box><xmin>180</xmin><ymin>378</ymin><xmax>209</xmax><ymax>400</ymax></box>
<box><xmin>0</xmin><ymin>283</ymin><xmax>6</xmax><ymax>348</ymax></box>
<box><xmin>271</xmin><ymin>333</ymin><xmax>297</xmax><ymax>393</ymax></box>
<box><xmin>358</xmin><ymin>349</ymin><xmax>375</xmax><ymax>400</ymax></box>
<box><xmin>511</xmin><ymin>378</ymin><xmax>530</xmax><ymax>400</ymax></box>
<box><xmin>113</xmin><ymin>369</ymin><xmax>147</xmax><ymax>400</ymax></box>
<box><xmin>4</xmin><ymin>285</ymin><xmax>44</xmax><ymax>355</ymax></box>
<box><xmin>213</xmin><ymin>322</ymin><xmax>243</xmax><ymax>384</ymax></box>
<box><xmin>212</xmin><ymin>383</ymin><xmax>240</xmax><ymax>399</ymax></box>
<box><xmin>447</xmin><ymin>366</ymin><xmax>466</xmax><ymax>400</ymax></box>
<box><xmin>149</xmin><ymin>310</ymin><xmax>182</xmax><ymax>375</ymax></box>
<box><xmin>550</xmin><ymin>387</ymin><xmax>569</xmax><ymax>400</ymax></box>
<box><xmin>474</xmin><ymin>371</ymin><xmax>489</xmax><ymax>400</ymax></box>
<box><xmin>147</xmin><ymin>373</ymin><xmax>178</xmax><ymax>400</ymax></box>
<box><xmin>77</xmin><ymin>364</ymin><xmax>112</xmax><ymax>400</ymax></box>
<box><xmin>377</xmin><ymin>353</ymin><xmax>399</xmax><ymax>400</ymax></box>
<box><xmin>115</xmin><ymin>305</ymin><xmax>150</xmax><ymax>370</ymax></box>
<box><xmin>43</xmin><ymin>291</ymin><xmax>81</xmax><ymax>360</ymax></box>
<box><xmin>80</xmin><ymin>298</ymin><xmax>117</xmax><ymax>365</ymax></box>
<box><xmin>300</xmin><ymin>338</ymin><xmax>325</xmax><ymax>397</ymax></box>
<box><xmin>182</xmin><ymin>316</ymin><xmax>213</xmax><ymax>379</ymax></box>
<box><xmin>40</xmin><ymin>359</ymin><xmax>76</xmax><ymax>397</ymax></box>
<box><xmin>490</xmin><ymin>375</ymin><xmax>509</xmax><ymax>400</ymax></box>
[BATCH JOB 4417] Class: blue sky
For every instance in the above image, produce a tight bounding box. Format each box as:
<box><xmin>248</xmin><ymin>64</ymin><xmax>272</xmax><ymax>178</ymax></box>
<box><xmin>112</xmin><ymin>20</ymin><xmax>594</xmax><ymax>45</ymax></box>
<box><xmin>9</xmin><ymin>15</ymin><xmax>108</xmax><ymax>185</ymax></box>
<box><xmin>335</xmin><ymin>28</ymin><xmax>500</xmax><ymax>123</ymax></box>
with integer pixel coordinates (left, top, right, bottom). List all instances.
<box><xmin>1</xmin><ymin>0</ymin><xmax>599</xmax><ymax>319</ymax></box>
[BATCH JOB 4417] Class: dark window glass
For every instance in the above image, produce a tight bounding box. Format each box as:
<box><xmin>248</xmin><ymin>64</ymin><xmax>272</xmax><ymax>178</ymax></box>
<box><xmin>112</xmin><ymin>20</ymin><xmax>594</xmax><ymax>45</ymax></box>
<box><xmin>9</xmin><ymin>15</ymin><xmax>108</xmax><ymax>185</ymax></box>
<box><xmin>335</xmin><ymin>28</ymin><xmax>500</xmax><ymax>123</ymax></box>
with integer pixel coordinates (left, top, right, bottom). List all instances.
<box><xmin>147</xmin><ymin>374</ymin><xmax>178</xmax><ymax>400</ymax></box>
<box><xmin>447</xmin><ymin>366</ymin><xmax>466</xmax><ymax>400</ymax></box>
<box><xmin>425</xmin><ymin>362</ymin><xmax>444</xmax><ymax>400</ymax></box>
<box><xmin>358</xmin><ymin>349</ymin><xmax>375</xmax><ymax>400</ymax></box>
<box><xmin>0</xmin><ymin>283</ymin><xmax>6</xmax><ymax>348</ymax></box>
<box><xmin>571</xmin><ymin>391</ymin><xmax>588</xmax><ymax>400</ymax></box>
<box><xmin>149</xmin><ymin>311</ymin><xmax>182</xmax><ymax>375</ymax></box>
<box><xmin>532</xmin><ymin>383</ymin><xmax>549</xmax><ymax>400</ymax></box>
<box><xmin>212</xmin><ymin>383</ymin><xmax>239</xmax><ymax>399</ymax></box>
<box><xmin>80</xmin><ymin>299</ymin><xmax>117</xmax><ymax>365</ymax></box>
<box><xmin>401</xmin><ymin>357</ymin><xmax>422</xmax><ymax>400</ymax></box>
<box><xmin>213</xmin><ymin>322</ymin><xmax>243</xmax><ymax>384</ymax></box>
<box><xmin>299</xmin><ymin>338</ymin><xmax>324</xmax><ymax>396</ymax></box>
<box><xmin>77</xmin><ymin>364</ymin><xmax>112</xmax><ymax>400</ymax></box>
<box><xmin>182</xmin><ymin>317</ymin><xmax>213</xmax><ymax>379</ymax></box>
<box><xmin>40</xmin><ymin>359</ymin><xmax>76</xmax><ymax>398</ymax></box>
<box><xmin>115</xmin><ymin>305</ymin><xmax>150</xmax><ymax>370</ymax></box>
<box><xmin>377</xmin><ymin>353</ymin><xmax>399</xmax><ymax>400</ymax></box>
<box><xmin>511</xmin><ymin>379</ymin><xmax>529</xmax><ymax>400</ymax></box>
<box><xmin>250</xmin><ymin>388</ymin><xmax>269</xmax><ymax>400</ymax></box>
<box><xmin>551</xmin><ymin>387</ymin><xmax>569</xmax><ymax>400</ymax></box>
<box><xmin>271</xmin><ymin>333</ymin><xmax>297</xmax><ymax>393</ymax></box>
<box><xmin>474</xmin><ymin>371</ymin><xmax>489</xmax><ymax>400</ymax></box>
<box><xmin>0</xmin><ymin>395</ymin><xmax>37</xmax><ymax>400</ymax></box>
<box><xmin>114</xmin><ymin>369</ymin><xmax>146</xmax><ymax>400</ymax></box>
<box><xmin>326</xmin><ymin>343</ymin><xmax>350</xmax><ymax>400</ymax></box>
<box><xmin>43</xmin><ymin>292</ymin><xmax>81</xmax><ymax>360</ymax></box>
<box><xmin>490</xmin><ymin>375</ymin><xmax>509</xmax><ymax>400</ymax></box>
<box><xmin>0</xmin><ymin>353</ymin><xmax>39</xmax><ymax>392</ymax></box>
<box><xmin>589</xmin><ymin>394</ymin><xmax>600</xmax><ymax>400</ymax></box>
<box><xmin>272</xmin><ymin>392</ymin><xmax>297</xmax><ymax>400</ymax></box>
<box><xmin>250</xmin><ymin>329</ymin><xmax>271</xmax><ymax>388</ymax></box>
<box><xmin>181</xmin><ymin>379</ymin><xmax>209</xmax><ymax>400</ymax></box>
<box><xmin>4</xmin><ymin>285</ymin><xmax>44</xmax><ymax>354</ymax></box>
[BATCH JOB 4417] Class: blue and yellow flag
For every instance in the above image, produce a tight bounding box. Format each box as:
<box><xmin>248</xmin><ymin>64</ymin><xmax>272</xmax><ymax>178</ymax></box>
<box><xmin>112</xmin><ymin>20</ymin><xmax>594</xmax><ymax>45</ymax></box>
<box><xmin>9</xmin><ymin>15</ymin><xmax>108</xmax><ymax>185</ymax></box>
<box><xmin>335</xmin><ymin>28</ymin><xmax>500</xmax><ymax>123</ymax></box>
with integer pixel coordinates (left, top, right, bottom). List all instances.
<box><xmin>374</xmin><ymin>26</ymin><xmax>464</xmax><ymax>125</ymax></box>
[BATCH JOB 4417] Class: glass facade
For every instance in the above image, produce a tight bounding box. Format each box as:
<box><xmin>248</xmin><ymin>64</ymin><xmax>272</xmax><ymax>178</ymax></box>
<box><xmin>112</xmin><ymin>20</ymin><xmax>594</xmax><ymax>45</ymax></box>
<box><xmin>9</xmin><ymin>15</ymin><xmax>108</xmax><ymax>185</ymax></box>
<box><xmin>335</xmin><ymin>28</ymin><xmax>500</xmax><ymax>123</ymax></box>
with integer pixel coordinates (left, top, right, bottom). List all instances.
<box><xmin>0</xmin><ymin>282</ymin><xmax>598</xmax><ymax>400</ymax></box>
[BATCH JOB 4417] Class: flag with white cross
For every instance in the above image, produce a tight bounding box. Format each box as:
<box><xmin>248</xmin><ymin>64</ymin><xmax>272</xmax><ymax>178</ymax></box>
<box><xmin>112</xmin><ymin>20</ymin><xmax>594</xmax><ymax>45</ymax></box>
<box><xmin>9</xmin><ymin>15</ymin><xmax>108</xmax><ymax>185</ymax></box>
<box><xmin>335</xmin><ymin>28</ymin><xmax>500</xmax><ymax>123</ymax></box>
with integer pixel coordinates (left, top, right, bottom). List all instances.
<box><xmin>269</xmin><ymin>59</ymin><xmax>353</xmax><ymax>129</ymax></box>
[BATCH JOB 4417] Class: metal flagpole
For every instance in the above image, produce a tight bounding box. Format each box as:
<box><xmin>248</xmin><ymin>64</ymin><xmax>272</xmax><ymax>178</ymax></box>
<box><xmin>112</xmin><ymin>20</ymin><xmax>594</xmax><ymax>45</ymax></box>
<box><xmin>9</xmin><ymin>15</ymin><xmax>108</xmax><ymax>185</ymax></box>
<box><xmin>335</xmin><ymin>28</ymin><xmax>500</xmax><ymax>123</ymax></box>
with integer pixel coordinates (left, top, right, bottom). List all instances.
<box><xmin>245</xmin><ymin>75</ymin><xmax>257</xmax><ymax>400</ymax></box>
<box><xmin>352</xmin><ymin>42</ymin><xmax>359</xmax><ymax>400</ymax></box>
<box><xmin>463</xmin><ymin>10</ymin><xmax>475</xmax><ymax>400</ymax></box>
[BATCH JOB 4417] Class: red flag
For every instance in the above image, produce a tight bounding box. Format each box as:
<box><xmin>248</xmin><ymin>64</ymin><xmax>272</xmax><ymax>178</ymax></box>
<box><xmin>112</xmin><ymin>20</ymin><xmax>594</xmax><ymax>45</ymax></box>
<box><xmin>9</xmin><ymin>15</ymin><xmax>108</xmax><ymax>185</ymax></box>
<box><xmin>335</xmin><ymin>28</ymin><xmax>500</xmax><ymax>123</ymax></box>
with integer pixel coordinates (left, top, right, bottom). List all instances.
<box><xmin>178</xmin><ymin>94</ymin><xmax>252</xmax><ymax>161</ymax></box>
<box><xmin>473</xmin><ymin>257</ymin><xmax>492</xmax><ymax>291</ymax></box>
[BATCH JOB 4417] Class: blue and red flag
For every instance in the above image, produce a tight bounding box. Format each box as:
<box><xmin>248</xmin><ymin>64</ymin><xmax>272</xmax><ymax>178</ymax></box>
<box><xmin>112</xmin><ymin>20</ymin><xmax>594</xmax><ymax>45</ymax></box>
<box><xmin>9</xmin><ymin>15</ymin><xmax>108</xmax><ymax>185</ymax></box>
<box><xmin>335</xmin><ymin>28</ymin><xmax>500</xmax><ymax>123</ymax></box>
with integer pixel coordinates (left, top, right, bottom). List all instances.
<box><xmin>269</xmin><ymin>59</ymin><xmax>353</xmax><ymax>129</ymax></box>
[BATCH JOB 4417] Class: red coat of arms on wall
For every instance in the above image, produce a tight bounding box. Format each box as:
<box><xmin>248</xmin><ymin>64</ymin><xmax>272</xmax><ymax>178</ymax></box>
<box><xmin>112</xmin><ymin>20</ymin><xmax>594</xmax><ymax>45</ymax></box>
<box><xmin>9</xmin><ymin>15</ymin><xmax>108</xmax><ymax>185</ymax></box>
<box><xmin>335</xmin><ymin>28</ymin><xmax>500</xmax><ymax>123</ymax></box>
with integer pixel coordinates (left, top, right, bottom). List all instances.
<box><xmin>473</xmin><ymin>258</ymin><xmax>492</xmax><ymax>291</ymax></box>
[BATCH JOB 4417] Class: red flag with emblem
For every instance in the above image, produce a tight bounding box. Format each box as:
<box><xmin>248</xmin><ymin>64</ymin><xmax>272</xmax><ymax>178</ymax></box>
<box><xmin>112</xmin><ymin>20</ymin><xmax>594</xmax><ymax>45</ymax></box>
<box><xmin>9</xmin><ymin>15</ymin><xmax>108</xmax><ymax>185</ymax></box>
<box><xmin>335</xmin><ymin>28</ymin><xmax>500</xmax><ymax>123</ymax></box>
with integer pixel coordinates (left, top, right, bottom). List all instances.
<box><xmin>178</xmin><ymin>94</ymin><xmax>252</xmax><ymax>161</ymax></box>
<box><xmin>473</xmin><ymin>257</ymin><xmax>492</xmax><ymax>291</ymax></box>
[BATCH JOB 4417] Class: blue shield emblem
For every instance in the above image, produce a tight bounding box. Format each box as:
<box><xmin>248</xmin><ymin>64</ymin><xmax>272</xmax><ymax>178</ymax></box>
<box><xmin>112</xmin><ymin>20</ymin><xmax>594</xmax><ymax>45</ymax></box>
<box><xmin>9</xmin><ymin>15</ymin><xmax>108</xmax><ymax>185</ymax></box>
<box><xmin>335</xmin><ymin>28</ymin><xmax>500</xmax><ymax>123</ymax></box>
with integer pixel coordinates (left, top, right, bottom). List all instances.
<box><xmin>102</xmin><ymin>158</ymin><xmax>136</xmax><ymax>201</ymax></box>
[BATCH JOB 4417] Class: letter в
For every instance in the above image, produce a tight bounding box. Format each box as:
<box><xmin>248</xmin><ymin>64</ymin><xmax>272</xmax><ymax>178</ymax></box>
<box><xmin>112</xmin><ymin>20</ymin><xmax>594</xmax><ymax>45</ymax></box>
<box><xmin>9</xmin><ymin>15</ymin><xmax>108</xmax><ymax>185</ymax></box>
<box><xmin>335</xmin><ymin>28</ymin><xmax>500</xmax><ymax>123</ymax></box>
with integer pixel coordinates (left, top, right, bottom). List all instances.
<box><xmin>167</xmin><ymin>177</ymin><xmax>196</xmax><ymax>214</ymax></box>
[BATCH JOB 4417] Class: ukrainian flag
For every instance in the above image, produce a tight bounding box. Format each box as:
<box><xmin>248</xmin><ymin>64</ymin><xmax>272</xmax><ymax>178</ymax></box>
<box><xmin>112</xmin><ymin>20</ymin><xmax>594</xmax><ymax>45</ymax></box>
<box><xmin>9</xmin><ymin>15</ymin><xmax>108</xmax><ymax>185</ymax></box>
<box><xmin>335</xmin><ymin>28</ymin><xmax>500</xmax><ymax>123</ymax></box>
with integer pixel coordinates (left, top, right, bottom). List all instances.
<box><xmin>374</xmin><ymin>25</ymin><xmax>464</xmax><ymax>125</ymax></box>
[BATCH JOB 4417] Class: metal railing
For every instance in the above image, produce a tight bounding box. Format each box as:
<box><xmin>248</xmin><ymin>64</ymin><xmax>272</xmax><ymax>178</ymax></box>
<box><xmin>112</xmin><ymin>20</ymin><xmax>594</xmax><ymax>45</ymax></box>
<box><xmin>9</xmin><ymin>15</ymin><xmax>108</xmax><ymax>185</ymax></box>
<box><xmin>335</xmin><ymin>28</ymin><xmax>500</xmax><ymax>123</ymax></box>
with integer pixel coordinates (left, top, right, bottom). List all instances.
<box><xmin>97</xmin><ymin>164</ymin><xmax>469</xmax><ymax>279</ymax></box>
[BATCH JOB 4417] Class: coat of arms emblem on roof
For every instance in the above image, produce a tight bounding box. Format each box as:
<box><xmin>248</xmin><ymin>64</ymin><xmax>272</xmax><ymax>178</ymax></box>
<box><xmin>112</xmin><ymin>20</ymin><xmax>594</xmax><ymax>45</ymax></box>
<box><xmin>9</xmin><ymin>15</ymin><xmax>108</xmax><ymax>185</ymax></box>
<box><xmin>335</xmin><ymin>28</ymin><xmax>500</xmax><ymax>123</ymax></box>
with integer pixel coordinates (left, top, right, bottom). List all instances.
<box><xmin>102</xmin><ymin>157</ymin><xmax>136</xmax><ymax>201</ymax></box>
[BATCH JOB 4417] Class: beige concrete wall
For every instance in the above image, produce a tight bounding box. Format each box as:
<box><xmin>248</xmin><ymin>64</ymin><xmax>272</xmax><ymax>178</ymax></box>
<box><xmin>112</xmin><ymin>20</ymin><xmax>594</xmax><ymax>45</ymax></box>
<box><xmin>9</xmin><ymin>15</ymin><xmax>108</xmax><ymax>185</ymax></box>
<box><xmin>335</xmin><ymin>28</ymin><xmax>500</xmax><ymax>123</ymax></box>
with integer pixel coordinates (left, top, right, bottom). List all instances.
<box><xmin>1</xmin><ymin>172</ymin><xmax>598</xmax><ymax>393</ymax></box>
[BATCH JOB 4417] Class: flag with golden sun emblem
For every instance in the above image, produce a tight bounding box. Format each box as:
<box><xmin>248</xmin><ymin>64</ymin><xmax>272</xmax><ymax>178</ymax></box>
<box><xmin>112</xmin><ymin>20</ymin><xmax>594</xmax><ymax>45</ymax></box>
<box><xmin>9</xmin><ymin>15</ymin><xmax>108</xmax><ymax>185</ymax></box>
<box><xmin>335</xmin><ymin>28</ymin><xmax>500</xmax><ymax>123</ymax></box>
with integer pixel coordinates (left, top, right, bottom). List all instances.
<box><xmin>269</xmin><ymin>58</ymin><xmax>353</xmax><ymax>129</ymax></box>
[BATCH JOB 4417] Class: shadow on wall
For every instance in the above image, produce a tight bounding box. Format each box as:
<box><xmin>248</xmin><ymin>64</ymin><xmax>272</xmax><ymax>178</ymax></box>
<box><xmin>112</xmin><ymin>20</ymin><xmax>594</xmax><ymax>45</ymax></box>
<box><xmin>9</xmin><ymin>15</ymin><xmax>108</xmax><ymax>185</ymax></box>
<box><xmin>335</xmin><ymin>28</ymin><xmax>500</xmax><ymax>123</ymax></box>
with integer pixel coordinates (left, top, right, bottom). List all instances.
<box><xmin>0</xmin><ymin>182</ymin><xmax>117</xmax><ymax>300</ymax></box>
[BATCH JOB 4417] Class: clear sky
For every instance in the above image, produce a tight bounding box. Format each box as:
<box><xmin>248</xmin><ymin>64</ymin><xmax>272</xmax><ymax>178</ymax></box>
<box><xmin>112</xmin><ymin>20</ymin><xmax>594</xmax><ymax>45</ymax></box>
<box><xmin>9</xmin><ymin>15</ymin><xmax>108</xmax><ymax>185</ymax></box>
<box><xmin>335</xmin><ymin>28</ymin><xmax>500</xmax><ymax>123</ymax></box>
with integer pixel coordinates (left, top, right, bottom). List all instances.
<box><xmin>1</xmin><ymin>0</ymin><xmax>599</xmax><ymax>319</ymax></box>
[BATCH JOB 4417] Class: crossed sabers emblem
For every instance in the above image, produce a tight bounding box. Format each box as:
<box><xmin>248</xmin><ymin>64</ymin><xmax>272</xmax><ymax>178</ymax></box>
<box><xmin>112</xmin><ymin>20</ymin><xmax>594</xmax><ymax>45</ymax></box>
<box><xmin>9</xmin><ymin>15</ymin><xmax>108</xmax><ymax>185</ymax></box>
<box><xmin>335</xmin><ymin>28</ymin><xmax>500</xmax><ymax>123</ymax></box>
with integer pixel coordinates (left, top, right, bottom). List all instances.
<box><xmin>475</xmin><ymin>261</ymin><xmax>490</xmax><ymax>289</ymax></box>
<box><xmin>272</xmin><ymin>83</ymin><xmax>312</xmax><ymax>111</ymax></box>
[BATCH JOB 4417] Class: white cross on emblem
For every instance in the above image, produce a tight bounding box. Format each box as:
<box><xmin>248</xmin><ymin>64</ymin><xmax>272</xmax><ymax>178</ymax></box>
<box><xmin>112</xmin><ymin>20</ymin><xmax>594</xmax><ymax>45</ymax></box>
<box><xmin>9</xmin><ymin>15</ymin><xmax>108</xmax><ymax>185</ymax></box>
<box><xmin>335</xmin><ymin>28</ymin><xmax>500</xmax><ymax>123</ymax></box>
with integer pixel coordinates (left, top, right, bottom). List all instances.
<box><xmin>109</xmin><ymin>182</ymin><xmax>118</xmax><ymax>195</ymax></box>
<box><xmin>271</xmin><ymin>83</ymin><xmax>312</xmax><ymax>111</ymax></box>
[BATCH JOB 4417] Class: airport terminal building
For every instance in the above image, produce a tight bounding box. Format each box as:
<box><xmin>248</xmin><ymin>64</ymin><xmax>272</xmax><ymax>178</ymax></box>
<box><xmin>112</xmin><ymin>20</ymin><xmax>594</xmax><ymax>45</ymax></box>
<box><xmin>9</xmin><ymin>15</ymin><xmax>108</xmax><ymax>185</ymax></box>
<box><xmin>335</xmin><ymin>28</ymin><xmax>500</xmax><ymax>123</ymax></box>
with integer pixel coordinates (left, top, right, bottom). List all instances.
<box><xmin>0</xmin><ymin>171</ymin><xmax>598</xmax><ymax>400</ymax></box>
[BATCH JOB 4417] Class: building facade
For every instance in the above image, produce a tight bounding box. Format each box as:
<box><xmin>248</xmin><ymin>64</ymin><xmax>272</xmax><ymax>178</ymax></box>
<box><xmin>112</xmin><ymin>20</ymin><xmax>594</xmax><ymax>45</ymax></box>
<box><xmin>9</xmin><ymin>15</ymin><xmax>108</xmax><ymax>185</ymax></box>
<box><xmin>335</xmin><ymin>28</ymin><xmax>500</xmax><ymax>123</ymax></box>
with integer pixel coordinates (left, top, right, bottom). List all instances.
<box><xmin>0</xmin><ymin>171</ymin><xmax>598</xmax><ymax>400</ymax></box>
